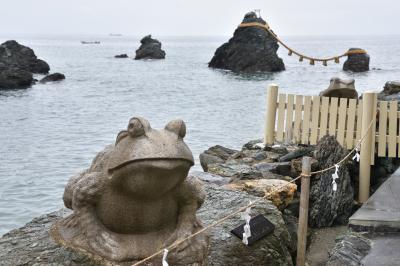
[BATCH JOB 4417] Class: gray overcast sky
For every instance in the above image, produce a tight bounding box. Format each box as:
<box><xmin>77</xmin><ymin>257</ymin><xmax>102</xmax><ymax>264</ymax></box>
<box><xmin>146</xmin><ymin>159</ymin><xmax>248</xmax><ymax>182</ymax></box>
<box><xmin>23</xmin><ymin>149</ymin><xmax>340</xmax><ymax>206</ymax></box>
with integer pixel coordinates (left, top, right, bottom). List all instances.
<box><xmin>1</xmin><ymin>0</ymin><xmax>399</xmax><ymax>36</ymax></box>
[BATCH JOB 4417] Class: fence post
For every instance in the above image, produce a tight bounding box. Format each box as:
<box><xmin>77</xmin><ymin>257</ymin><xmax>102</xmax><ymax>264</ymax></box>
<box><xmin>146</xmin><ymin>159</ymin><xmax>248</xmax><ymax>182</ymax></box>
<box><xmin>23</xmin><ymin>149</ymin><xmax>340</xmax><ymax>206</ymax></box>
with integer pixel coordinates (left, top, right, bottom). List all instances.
<box><xmin>359</xmin><ymin>91</ymin><xmax>375</xmax><ymax>203</ymax></box>
<box><xmin>296</xmin><ymin>156</ymin><xmax>311</xmax><ymax>266</ymax></box>
<box><xmin>264</xmin><ymin>84</ymin><xmax>279</xmax><ymax>145</ymax></box>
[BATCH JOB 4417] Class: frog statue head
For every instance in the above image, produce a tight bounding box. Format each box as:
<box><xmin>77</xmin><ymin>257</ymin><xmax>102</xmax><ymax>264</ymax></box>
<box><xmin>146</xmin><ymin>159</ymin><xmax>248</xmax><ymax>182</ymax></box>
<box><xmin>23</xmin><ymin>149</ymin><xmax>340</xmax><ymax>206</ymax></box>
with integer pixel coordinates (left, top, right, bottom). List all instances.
<box><xmin>51</xmin><ymin>117</ymin><xmax>209</xmax><ymax>265</ymax></box>
<box><xmin>108</xmin><ymin>117</ymin><xmax>194</xmax><ymax>199</ymax></box>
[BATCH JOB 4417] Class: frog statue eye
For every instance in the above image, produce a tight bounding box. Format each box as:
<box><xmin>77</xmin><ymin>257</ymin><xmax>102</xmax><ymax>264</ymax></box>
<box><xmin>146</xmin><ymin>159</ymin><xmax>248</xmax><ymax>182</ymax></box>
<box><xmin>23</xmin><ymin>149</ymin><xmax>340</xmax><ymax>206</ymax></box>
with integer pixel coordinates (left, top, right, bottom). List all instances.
<box><xmin>127</xmin><ymin>117</ymin><xmax>146</xmax><ymax>138</ymax></box>
<box><xmin>165</xmin><ymin>119</ymin><xmax>186</xmax><ymax>138</ymax></box>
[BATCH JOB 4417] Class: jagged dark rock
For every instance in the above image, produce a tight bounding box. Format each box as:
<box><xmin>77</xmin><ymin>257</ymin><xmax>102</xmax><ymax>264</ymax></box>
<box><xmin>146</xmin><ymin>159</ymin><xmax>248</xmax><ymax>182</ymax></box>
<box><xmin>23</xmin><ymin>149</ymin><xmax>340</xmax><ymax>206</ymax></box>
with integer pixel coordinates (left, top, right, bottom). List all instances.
<box><xmin>199</xmin><ymin>145</ymin><xmax>238</xmax><ymax>171</ymax></box>
<box><xmin>0</xmin><ymin>66</ymin><xmax>33</xmax><ymax>89</ymax></box>
<box><xmin>326</xmin><ymin>233</ymin><xmax>371</xmax><ymax>266</ymax></box>
<box><xmin>0</xmin><ymin>40</ymin><xmax>52</xmax><ymax>89</ymax></box>
<box><xmin>343</xmin><ymin>48</ymin><xmax>370</xmax><ymax>72</ymax></box>
<box><xmin>208</xmin><ymin>11</ymin><xmax>285</xmax><ymax>73</ymax></box>
<box><xmin>135</xmin><ymin>35</ymin><xmax>165</xmax><ymax>60</ymax></box>
<box><xmin>378</xmin><ymin>81</ymin><xmax>400</xmax><ymax>101</ymax></box>
<box><xmin>0</xmin><ymin>40</ymin><xmax>50</xmax><ymax>74</ymax></box>
<box><xmin>0</xmin><ymin>184</ymin><xmax>295</xmax><ymax>266</ymax></box>
<box><xmin>115</xmin><ymin>54</ymin><xmax>128</xmax><ymax>58</ymax></box>
<box><xmin>40</xmin><ymin>73</ymin><xmax>65</xmax><ymax>83</ymax></box>
<box><xmin>309</xmin><ymin>135</ymin><xmax>354</xmax><ymax>228</ymax></box>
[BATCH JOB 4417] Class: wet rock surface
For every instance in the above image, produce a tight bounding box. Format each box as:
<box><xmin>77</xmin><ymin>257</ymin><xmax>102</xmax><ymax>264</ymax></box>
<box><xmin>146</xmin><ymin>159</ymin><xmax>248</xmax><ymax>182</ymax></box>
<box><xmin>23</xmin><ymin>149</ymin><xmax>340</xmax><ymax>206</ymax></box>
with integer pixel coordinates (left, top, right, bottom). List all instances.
<box><xmin>114</xmin><ymin>54</ymin><xmax>128</xmax><ymax>58</ymax></box>
<box><xmin>40</xmin><ymin>73</ymin><xmax>65</xmax><ymax>83</ymax></box>
<box><xmin>135</xmin><ymin>35</ymin><xmax>165</xmax><ymax>60</ymax></box>
<box><xmin>319</xmin><ymin>77</ymin><xmax>358</xmax><ymax>99</ymax></box>
<box><xmin>378</xmin><ymin>81</ymin><xmax>400</xmax><ymax>102</ymax></box>
<box><xmin>0</xmin><ymin>184</ymin><xmax>295</xmax><ymax>266</ymax></box>
<box><xmin>0</xmin><ymin>40</ymin><xmax>52</xmax><ymax>89</ymax></box>
<box><xmin>343</xmin><ymin>48</ymin><xmax>370</xmax><ymax>72</ymax></box>
<box><xmin>309</xmin><ymin>136</ymin><xmax>354</xmax><ymax>228</ymax></box>
<box><xmin>326</xmin><ymin>233</ymin><xmax>371</xmax><ymax>266</ymax></box>
<box><xmin>208</xmin><ymin>11</ymin><xmax>285</xmax><ymax>73</ymax></box>
<box><xmin>200</xmin><ymin>139</ymin><xmax>311</xmax><ymax>182</ymax></box>
<box><xmin>0</xmin><ymin>66</ymin><xmax>33</xmax><ymax>89</ymax></box>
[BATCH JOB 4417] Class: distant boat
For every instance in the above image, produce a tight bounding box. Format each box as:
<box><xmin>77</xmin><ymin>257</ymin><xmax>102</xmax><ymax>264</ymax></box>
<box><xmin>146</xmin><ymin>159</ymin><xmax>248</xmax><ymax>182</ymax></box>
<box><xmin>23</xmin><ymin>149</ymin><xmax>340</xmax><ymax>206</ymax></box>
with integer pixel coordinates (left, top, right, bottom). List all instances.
<box><xmin>81</xmin><ymin>41</ymin><xmax>100</xmax><ymax>44</ymax></box>
<box><xmin>109</xmin><ymin>33</ymin><xmax>123</xmax><ymax>37</ymax></box>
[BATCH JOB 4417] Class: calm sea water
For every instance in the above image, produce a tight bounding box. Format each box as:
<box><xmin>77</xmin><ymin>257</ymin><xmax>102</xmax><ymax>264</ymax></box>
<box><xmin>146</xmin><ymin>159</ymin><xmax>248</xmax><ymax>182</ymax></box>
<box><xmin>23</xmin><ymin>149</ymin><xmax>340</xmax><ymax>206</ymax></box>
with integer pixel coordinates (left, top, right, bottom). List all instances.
<box><xmin>0</xmin><ymin>35</ymin><xmax>399</xmax><ymax>235</ymax></box>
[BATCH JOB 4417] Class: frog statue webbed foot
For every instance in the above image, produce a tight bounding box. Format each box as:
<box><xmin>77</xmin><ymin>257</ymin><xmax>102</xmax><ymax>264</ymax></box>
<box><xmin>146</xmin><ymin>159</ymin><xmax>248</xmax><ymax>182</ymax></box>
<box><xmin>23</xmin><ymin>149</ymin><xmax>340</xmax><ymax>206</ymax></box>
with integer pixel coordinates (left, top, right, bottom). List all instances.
<box><xmin>51</xmin><ymin>117</ymin><xmax>209</xmax><ymax>265</ymax></box>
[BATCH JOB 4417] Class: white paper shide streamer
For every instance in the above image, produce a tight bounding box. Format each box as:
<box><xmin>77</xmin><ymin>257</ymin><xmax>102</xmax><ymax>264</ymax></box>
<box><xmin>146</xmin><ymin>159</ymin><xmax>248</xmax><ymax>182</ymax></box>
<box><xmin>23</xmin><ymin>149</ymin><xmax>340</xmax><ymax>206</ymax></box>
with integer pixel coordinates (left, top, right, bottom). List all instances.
<box><xmin>241</xmin><ymin>203</ymin><xmax>252</xmax><ymax>245</ymax></box>
<box><xmin>162</xmin><ymin>248</ymin><xmax>169</xmax><ymax>266</ymax></box>
<box><xmin>331</xmin><ymin>164</ymin><xmax>340</xmax><ymax>192</ymax></box>
<box><xmin>352</xmin><ymin>145</ymin><xmax>360</xmax><ymax>162</ymax></box>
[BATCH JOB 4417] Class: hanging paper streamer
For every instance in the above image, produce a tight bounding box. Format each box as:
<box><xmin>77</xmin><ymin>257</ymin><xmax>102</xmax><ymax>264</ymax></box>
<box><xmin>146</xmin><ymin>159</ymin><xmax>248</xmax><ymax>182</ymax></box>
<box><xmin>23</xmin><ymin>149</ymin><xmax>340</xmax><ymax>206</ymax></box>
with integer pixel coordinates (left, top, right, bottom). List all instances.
<box><xmin>323</xmin><ymin>60</ymin><xmax>327</xmax><ymax>66</ymax></box>
<box><xmin>299</xmin><ymin>56</ymin><xmax>304</xmax><ymax>62</ymax></box>
<box><xmin>335</xmin><ymin>57</ymin><xmax>340</xmax><ymax>63</ymax></box>
<box><xmin>331</xmin><ymin>164</ymin><xmax>340</xmax><ymax>192</ymax></box>
<box><xmin>162</xmin><ymin>248</ymin><xmax>169</xmax><ymax>266</ymax></box>
<box><xmin>288</xmin><ymin>50</ymin><xmax>293</xmax><ymax>56</ymax></box>
<box><xmin>310</xmin><ymin>59</ymin><xmax>315</xmax><ymax>65</ymax></box>
<box><xmin>241</xmin><ymin>204</ymin><xmax>252</xmax><ymax>245</ymax></box>
<box><xmin>352</xmin><ymin>146</ymin><xmax>360</xmax><ymax>162</ymax></box>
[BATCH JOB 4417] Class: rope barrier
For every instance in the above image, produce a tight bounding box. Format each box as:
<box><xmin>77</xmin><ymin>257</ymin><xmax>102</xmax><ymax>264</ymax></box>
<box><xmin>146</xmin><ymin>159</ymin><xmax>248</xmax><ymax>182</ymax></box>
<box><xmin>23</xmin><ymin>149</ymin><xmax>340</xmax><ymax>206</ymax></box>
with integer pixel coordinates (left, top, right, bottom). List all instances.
<box><xmin>238</xmin><ymin>22</ymin><xmax>367</xmax><ymax>66</ymax></box>
<box><xmin>132</xmin><ymin>114</ymin><xmax>376</xmax><ymax>266</ymax></box>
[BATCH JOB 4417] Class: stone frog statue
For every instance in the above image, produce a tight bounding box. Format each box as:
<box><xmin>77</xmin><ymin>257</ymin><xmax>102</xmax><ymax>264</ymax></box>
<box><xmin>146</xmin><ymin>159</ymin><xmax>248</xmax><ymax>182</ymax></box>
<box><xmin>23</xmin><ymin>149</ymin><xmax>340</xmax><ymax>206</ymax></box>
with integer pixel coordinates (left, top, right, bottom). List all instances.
<box><xmin>51</xmin><ymin>117</ymin><xmax>209</xmax><ymax>265</ymax></box>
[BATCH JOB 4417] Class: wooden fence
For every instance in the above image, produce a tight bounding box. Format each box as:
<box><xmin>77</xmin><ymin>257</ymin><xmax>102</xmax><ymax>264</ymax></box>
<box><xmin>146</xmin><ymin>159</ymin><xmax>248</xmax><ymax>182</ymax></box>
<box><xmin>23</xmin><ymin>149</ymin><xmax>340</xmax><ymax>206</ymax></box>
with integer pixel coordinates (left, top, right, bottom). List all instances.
<box><xmin>263</xmin><ymin>84</ymin><xmax>399</xmax><ymax>203</ymax></box>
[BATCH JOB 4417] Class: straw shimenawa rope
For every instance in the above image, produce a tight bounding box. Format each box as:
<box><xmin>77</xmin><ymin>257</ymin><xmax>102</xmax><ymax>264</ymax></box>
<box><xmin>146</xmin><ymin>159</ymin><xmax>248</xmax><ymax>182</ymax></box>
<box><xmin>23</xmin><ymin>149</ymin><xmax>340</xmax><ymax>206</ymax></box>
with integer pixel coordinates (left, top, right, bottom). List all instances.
<box><xmin>238</xmin><ymin>22</ymin><xmax>367</xmax><ymax>66</ymax></box>
<box><xmin>132</xmin><ymin>113</ymin><xmax>376</xmax><ymax>266</ymax></box>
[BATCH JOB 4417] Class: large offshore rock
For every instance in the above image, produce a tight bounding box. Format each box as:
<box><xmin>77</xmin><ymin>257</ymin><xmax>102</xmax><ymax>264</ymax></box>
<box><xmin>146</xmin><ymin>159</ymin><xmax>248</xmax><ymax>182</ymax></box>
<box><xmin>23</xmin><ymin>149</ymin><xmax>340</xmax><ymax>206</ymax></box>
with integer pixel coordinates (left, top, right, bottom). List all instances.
<box><xmin>135</xmin><ymin>35</ymin><xmax>166</xmax><ymax>60</ymax></box>
<box><xmin>208</xmin><ymin>11</ymin><xmax>285</xmax><ymax>73</ymax></box>
<box><xmin>0</xmin><ymin>184</ymin><xmax>295</xmax><ymax>266</ymax></box>
<box><xmin>319</xmin><ymin>77</ymin><xmax>358</xmax><ymax>99</ymax></box>
<box><xmin>309</xmin><ymin>135</ymin><xmax>354</xmax><ymax>228</ymax></box>
<box><xmin>40</xmin><ymin>72</ymin><xmax>65</xmax><ymax>83</ymax></box>
<box><xmin>0</xmin><ymin>40</ymin><xmax>50</xmax><ymax>74</ymax></box>
<box><xmin>0</xmin><ymin>66</ymin><xmax>33</xmax><ymax>89</ymax></box>
<box><xmin>343</xmin><ymin>48</ymin><xmax>370</xmax><ymax>72</ymax></box>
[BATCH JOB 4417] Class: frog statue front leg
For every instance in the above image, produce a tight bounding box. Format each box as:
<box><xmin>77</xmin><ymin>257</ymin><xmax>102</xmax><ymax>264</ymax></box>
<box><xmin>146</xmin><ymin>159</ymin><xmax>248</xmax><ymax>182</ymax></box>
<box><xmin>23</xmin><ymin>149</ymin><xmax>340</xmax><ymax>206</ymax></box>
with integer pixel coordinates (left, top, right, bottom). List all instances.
<box><xmin>162</xmin><ymin>176</ymin><xmax>209</xmax><ymax>265</ymax></box>
<box><xmin>61</xmin><ymin>170</ymin><xmax>128</xmax><ymax>261</ymax></box>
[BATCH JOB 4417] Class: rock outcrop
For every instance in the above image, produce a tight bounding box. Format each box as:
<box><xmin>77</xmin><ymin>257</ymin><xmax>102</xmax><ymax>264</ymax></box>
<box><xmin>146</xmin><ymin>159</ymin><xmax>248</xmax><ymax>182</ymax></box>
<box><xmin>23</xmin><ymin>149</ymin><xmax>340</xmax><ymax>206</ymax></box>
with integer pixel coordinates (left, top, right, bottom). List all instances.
<box><xmin>309</xmin><ymin>135</ymin><xmax>354</xmax><ymax>228</ymax></box>
<box><xmin>224</xmin><ymin>179</ymin><xmax>297</xmax><ymax>210</ymax></box>
<box><xmin>319</xmin><ymin>77</ymin><xmax>358</xmax><ymax>99</ymax></box>
<box><xmin>378</xmin><ymin>81</ymin><xmax>400</xmax><ymax>101</ymax></box>
<box><xmin>0</xmin><ymin>40</ymin><xmax>49</xmax><ymax>74</ymax></box>
<box><xmin>200</xmin><ymin>139</ymin><xmax>311</xmax><ymax>182</ymax></box>
<box><xmin>0</xmin><ymin>184</ymin><xmax>295</xmax><ymax>266</ymax></box>
<box><xmin>208</xmin><ymin>11</ymin><xmax>285</xmax><ymax>73</ymax></box>
<box><xmin>0</xmin><ymin>40</ymin><xmax>51</xmax><ymax>89</ymax></box>
<box><xmin>343</xmin><ymin>48</ymin><xmax>370</xmax><ymax>72</ymax></box>
<box><xmin>40</xmin><ymin>73</ymin><xmax>65</xmax><ymax>83</ymax></box>
<box><xmin>115</xmin><ymin>54</ymin><xmax>128</xmax><ymax>58</ymax></box>
<box><xmin>135</xmin><ymin>35</ymin><xmax>165</xmax><ymax>60</ymax></box>
<box><xmin>199</xmin><ymin>140</ymin><xmax>299</xmax><ymax>210</ymax></box>
<box><xmin>0</xmin><ymin>66</ymin><xmax>33</xmax><ymax>89</ymax></box>
<box><xmin>326</xmin><ymin>233</ymin><xmax>371</xmax><ymax>266</ymax></box>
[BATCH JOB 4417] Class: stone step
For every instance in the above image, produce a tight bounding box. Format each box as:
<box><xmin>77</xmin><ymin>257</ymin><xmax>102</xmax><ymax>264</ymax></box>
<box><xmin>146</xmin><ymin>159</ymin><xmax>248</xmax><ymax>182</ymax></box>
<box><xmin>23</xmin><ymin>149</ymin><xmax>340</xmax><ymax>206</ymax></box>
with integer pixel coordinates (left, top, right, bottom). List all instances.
<box><xmin>349</xmin><ymin>169</ymin><xmax>400</xmax><ymax>232</ymax></box>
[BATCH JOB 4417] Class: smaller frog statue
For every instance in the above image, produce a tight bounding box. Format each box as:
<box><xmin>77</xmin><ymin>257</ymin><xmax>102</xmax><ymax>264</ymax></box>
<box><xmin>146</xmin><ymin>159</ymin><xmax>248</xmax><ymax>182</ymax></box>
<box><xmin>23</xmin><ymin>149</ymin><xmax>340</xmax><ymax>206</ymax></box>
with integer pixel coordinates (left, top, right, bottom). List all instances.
<box><xmin>51</xmin><ymin>117</ymin><xmax>209</xmax><ymax>265</ymax></box>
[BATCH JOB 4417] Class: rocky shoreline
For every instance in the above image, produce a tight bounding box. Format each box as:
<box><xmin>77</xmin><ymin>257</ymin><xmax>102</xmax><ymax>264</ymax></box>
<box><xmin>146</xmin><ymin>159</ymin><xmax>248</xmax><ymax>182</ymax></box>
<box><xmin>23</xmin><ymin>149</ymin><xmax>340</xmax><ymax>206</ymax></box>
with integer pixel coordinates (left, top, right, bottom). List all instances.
<box><xmin>0</xmin><ymin>183</ymin><xmax>294</xmax><ymax>266</ymax></box>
